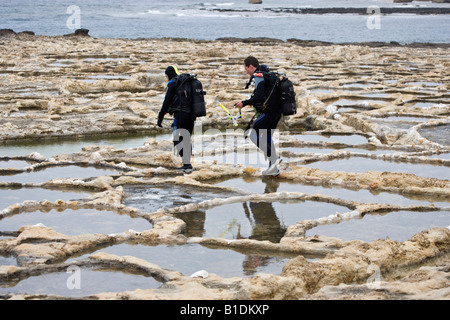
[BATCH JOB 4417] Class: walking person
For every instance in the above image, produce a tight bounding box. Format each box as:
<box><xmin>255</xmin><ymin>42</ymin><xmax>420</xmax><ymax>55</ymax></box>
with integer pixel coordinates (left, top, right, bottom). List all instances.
<box><xmin>157</xmin><ymin>65</ymin><xmax>195</xmax><ymax>173</ymax></box>
<box><xmin>235</xmin><ymin>56</ymin><xmax>282</xmax><ymax>176</ymax></box>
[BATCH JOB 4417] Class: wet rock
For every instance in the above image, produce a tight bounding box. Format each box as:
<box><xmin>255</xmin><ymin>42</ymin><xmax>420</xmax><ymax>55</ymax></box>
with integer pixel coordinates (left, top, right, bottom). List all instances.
<box><xmin>0</xmin><ymin>29</ymin><xmax>16</xmax><ymax>37</ymax></box>
<box><xmin>282</xmin><ymin>228</ymin><xmax>450</xmax><ymax>295</ymax></box>
<box><xmin>64</xmin><ymin>28</ymin><xmax>90</xmax><ymax>37</ymax></box>
<box><xmin>3</xmin><ymin>225</ymin><xmax>114</xmax><ymax>266</ymax></box>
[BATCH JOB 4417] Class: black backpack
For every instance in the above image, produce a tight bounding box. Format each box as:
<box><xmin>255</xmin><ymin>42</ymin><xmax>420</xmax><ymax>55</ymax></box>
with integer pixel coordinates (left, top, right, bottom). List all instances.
<box><xmin>256</xmin><ymin>71</ymin><xmax>297</xmax><ymax>116</ymax></box>
<box><xmin>173</xmin><ymin>73</ymin><xmax>207</xmax><ymax>117</ymax></box>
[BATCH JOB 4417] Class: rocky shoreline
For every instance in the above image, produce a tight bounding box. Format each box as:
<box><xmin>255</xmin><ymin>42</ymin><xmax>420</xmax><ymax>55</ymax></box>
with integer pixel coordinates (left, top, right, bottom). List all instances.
<box><xmin>2</xmin><ymin>27</ymin><xmax>449</xmax><ymax>52</ymax></box>
<box><xmin>208</xmin><ymin>5</ymin><xmax>450</xmax><ymax>15</ymax></box>
<box><xmin>0</xmin><ymin>32</ymin><xmax>449</xmax><ymax>300</ymax></box>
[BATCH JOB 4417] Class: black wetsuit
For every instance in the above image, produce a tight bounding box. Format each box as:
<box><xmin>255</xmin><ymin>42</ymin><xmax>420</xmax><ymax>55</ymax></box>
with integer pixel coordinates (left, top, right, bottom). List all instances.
<box><xmin>242</xmin><ymin>66</ymin><xmax>281</xmax><ymax>163</ymax></box>
<box><xmin>159</xmin><ymin>76</ymin><xmax>195</xmax><ymax>164</ymax></box>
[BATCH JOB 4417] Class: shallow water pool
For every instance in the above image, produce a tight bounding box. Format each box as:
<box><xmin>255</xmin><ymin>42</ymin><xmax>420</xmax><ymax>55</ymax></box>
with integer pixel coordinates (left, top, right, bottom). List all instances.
<box><xmin>306</xmin><ymin>210</ymin><xmax>450</xmax><ymax>243</ymax></box>
<box><xmin>122</xmin><ymin>184</ymin><xmax>240</xmax><ymax>213</ymax></box>
<box><xmin>302</xmin><ymin>157</ymin><xmax>449</xmax><ymax>180</ymax></box>
<box><xmin>212</xmin><ymin>177</ymin><xmax>449</xmax><ymax>207</ymax></box>
<box><xmin>68</xmin><ymin>242</ymin><xmax>300</xmax><ymax>279</ymax></box>
<box><xmin>0</xmin><ymin>208</ymin><xmax>152</xmax><ymax>235</ymax></box>
<box><xmin>0</xmin><ymin>160</ymin><xmax>36</xmax><ymax>169</ymax></box>
<box><xmin>292</xmin><ymin>133</ymin><xmax>369</xmax><ymax>145</ymax></box>
<box><xmin>174</xmin><ymin>200</ymin><xmax>349</xmax><ymax>243</ymax></box>
<box><xmin>0</xmin><ymin>165</ymin><xmax>120</xmax><ymax>184</ymax></box>
<box><xmin>419</xmin><ymin>124</ymin><xmax>450</xmax><ymax>146</ymax></box>
<box><xmin>0</xmin><ymin>266</ymin><xmax>161</xmax><ymax>298</ymax></box>
<box><xmin>0</xmin><ymin>187</ymin><xmax>91</xmax><ymax>210</ymax></box>
<box><xmin>0</xmin><ymin>132</ymin><xmax>169</xmax><ymax>158</ymax></box>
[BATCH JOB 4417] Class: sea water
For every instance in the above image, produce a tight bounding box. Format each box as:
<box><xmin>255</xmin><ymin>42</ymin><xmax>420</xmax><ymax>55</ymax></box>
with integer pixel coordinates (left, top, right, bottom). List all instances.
<box><xmin>1</xmin><ymin>0</ymin><xmax>449</xmax><ymax>43</ymax></box>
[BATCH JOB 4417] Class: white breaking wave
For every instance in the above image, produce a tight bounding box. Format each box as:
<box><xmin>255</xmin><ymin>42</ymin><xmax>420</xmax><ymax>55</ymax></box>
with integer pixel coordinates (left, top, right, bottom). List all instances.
<box><xmin>217</xmin><ymin>2</ymin><xmax>234</xmax><ymax>6</ymax></box>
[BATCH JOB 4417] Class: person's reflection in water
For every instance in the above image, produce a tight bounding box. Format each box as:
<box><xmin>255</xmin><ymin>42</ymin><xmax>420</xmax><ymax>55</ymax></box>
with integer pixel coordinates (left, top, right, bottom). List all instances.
<box><xmin>175</xmin><ymin>210</ymin><xmax>206</xmax><ymax>238</ymax></box>
<box><xmin>241</xmin><ymin>177</ymin><xmax>286</xmax><ymax>276</ymax></box>
<box><xmin>244</xmin><ymin>177</ymin><xmax>286</xmax><ymax>242</ymax></box>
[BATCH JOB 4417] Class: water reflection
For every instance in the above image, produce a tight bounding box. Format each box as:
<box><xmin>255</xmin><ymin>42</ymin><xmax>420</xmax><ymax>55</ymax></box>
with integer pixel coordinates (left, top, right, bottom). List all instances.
<box><xmin>213</xmin><ymin>176</ymin><xmax>450</xmax><ymax>207</ymax></box>
<box><xmin>243</xmin><ymin>178</ymin><xmax>286</xmax><ymax>243</ymax></box>
<box><xmin>240</xmin><ymin>178</ymin><xmax>287</xmax><ymax>275</ymax></box>
<box><xmin>177</xmin><ymin>178</ymin><xmax>349</xmax><ymax>243</ymax></box>
<box><xmin>66</xmin><ymin>242</ymin><xmax>298</xmax><ymax>278</ymax></box>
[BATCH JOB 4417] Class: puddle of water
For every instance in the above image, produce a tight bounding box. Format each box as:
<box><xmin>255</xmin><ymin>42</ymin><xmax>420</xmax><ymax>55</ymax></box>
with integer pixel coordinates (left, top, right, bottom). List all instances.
<box><xmin>122</xmin><ymin>185</ymin><xmax>239</xmax><ymax>213</ymax></box>
<box><xmin>81</xmin><ymin>57</ymin><xmax>130</xmax><ymax>63</ymax></box>
<box><xmin>430</xmin><ymin>152</ymin><xmax>450</xmax><ymax>160</ymax></box>
<box><xmin>0</xmin><ymin>267</ymin><xmax>161</xmax><ymax>298</ymax></box>
<box><xmin>7</xmin><ymin>111</ymin><xmax>46</xmax><ymax>119</ymax></box>
<box><xmin>196</xmin><ymin>131</ymin><xmax>376</xmax><ymax>167</ymax></box>
<box><xmin>80</xmin><ymin>74</ymin><xmax>131</xmax><ymax>83</ymax></box>
<box><xmin>0</xmin><ymin>254</ymin><xmax>17</xmax><ymax>266</ymax></box>
<box><xmin>0</xmin><ymin>208</ymin><xmax>152</xmax><ymax>235</ymax></box>
<box><xmin>366</xmin><ymin>119</ymin><xmax>422</xmax><ymax>130</ymax></box>
<box><xmin>0</xmin><ymin>132</ymin><xmax>167</xmax><ymax>158</ymax></box>
<box><xmin>293</xmin><ymin>134</ymin><xmax>369</xmax><ymax>145</ymax></box>
<box><xmin>282</xmin><ymin>146</ymin><xmax>386</xmax><ymax>156</ymax></box>
<box><xmin>87</xmin><ymin>74</ymin><xmax>131</xmax><ymax>80</ymax></box>
<box><xmin>198</xmin><ymin>152</ymin><xmax>267</xmax><ymax>169</ymax></box>
<box><xmin>69</xmin><ymin>242</ymin><xmax>299</xmax><ymax>279</ymax></box>
<box><xmin>0</xmin><ymin>160</ymin><xmax>36</xmax><ymax>169</ymax></box>
<box><xmin>336</xmin><ymin>107</ymin><xmax>363</xmax><ymax>113</ymax></box>
<box><xmin>373</xmin><ymin>116</ymin><xmax>438</xmax><ymax>123</ymax></box>
<box><xmin>411</xmin><ymin>102</ymin><xmax>442</xmax><ymax>109</ymax></box>
<box><xmin>0</xmin><ymin>165</ymin><xmax>120</xmax><ymax>184</ymax></box>
<box><xmin>406</xmin><ymin>81</ymin><xmax>442</xmax><ymax>87</ymax></box>
<box><xmin>15</xmin><ymin>90</ymin><xmax>60</xmax><ymax>97</ymax></box>
<box><xmin>360</xmin><ymin>92</ymin><xmax>391</xmax><ymax>98</ymax></box>
<box><xmin>175</xmin><ymin>200</ymin><xmax>349</xmax><ymax>243</ymax></box>
<box><xmin>419</xmin><ymin>124</ymin><xmax>450</xmax><ymax>146</ymax></box>
<box><xmin>194</xmin><ymin>132</ymin><xmax>246</xmax><ymax>152</ymax></box>
<box><xmin>332</xmin><ymin>99</ymin><xmax>382</xmax><ymax>108</ymax></box>
<box><xmin>367</xmin><ymin>116</ymin><xmax>442</xmax><ymax>130</ymax></box>
<box><xmin>303</xmin><ymin>158</ymin><xmax>449</xmax><ymax>180</ymax></box>
<box><xmin>48</xmin><ymin>59</ymin><xmax>75</xmax><ymax>67</ymax></box>
<box><xmin>342</xmin><ymin>83</ymin><xmax>376</xmax><ymax>88</ymax></box>
<box><xmin>306</xmin><ymin>210</ymin><xmax>450</xmax><ymax>243</ymax></box>
<box><xmin>294</xmin><ymin>65</ymin><xmax>313</xmax><ymax>70</ymax></box>
<box><xmin>310</xmin><ymin>88</ymin><xmax>336</xmax><ymax>94</ymax></box>
<box><xmin>193</xmin><ymin>131</ymin><xmax>270</xmax><ymax>168</ymax></box>
<box><xmin>212</xmin><ymin>177</ymin><xmax>449</xmax><ymax>207</ymax></box>
<box><xmin>0</xmin><ymin>187</ymin><xmax>91</xmax><ymax>210</ymax></box>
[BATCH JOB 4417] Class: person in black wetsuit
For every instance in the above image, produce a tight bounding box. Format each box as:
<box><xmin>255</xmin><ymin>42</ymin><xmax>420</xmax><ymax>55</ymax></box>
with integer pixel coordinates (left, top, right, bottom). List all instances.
<box><xmin>235</xmin><ymin>56</ymin><xmax>282</xmax><ymax>176</ymax></box>
<box><xmin>157</xmin><ymin>65</ymin><xmax>195</xmax><ymax>173</ymax></box>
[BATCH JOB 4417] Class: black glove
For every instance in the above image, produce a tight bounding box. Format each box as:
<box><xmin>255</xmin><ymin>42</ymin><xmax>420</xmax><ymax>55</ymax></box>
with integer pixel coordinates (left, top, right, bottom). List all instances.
<box><xmin>157</xmin><ymin>112</ymin><xmax>164</xmax><ymax>127</ymax></box>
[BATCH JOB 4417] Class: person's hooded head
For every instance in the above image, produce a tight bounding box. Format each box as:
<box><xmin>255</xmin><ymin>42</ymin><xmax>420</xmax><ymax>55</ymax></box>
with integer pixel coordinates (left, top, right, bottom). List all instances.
<box><xmin>165</xmin><ymin>65</ymin><xmax>180</xmax><ymax>80</ymax></box>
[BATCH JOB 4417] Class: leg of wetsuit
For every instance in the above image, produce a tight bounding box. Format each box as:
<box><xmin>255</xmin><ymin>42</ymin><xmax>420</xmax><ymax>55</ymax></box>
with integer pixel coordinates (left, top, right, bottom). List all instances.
<box><xmin>173</xmin><ymin>116</ymin><xmax>195</xmax><ymax>165</ymax></box>
<box><xmin>250</xmin><ymin>113</ymin><xmax>281</xmax><ymax>163</ymax></box>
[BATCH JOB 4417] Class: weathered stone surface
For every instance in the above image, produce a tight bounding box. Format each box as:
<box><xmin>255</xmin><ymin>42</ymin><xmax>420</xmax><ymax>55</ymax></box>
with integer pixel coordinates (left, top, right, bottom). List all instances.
<box><xmin>0</xmin><ymin>35</ymin><xmax>449</xmax><ymax>300</ymax></box>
